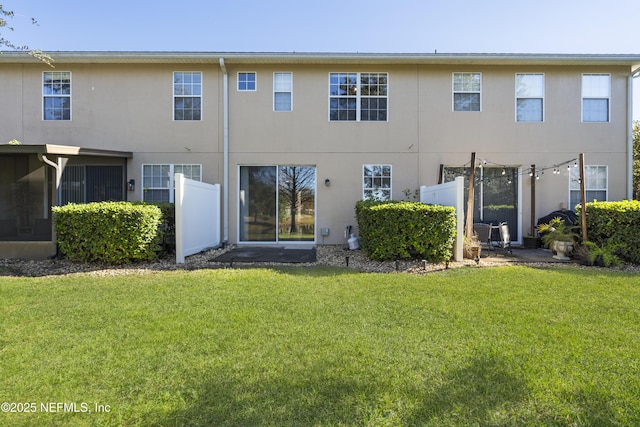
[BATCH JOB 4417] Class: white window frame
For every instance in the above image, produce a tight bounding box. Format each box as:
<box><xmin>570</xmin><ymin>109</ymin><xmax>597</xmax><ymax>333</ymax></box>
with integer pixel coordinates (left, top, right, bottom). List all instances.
<box><xmin>329</xmin><ymin>72</ymin><xmax>388</xmax><ymax>122</ymax></box>
<box><xmin>43</xmin><ymin>71</ymin><xmax>72</xmax><ymax>121</ymax></box>
<box><xmin>452</xmin><ymin>72</ymin><xmax>481</xmax><ymax>112</ymax></box>
<box><xmin>142</xmin><ymin>164</ymin><xmax>202</xmax><ymax>203</ymax></box>
<box><xmin>173</xmin><ymin>71</ymin><xmax>202</xmax><ymax>121</ymax></box>
<box><xmin>363</xmin><ymin>164</ymin><xmax>392</xmax><ymax>200</ymax></box>
<box><xmin>515</xmin><ymin>73</ymin><xmax>545</xmax><ymax>122</ymax></box>
<box><xmin>238</xmin><ymin>72</ymin><xmax>257</xmax><ymax>91</ymax></box>
<box><xmin>569</xmin><ymin>165</ymin><xmax>608</xmax><ymax>210</ymax></box>
<box><xmin>273</xmin><ymin>72</ymin><xmax>293</xmax><ymax>112</ymax></box>
<box><xmin>582</xmin><ymin>74</ymin><xmax>611</xmax><ymax>123</ymax></box>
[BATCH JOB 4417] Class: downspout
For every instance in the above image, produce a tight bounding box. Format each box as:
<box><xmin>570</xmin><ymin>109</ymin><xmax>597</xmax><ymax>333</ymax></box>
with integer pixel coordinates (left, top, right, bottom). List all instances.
<box><xmin>38</xmin><ymin>154</ymin><xmax>62</xmax><ymax>206</ymax></box>
<box><xmin>219</xmin><ymin>58</ymin><xmax>229</xmax><ymax>244</ymax></box>
<box><xmin>38</xmin><ymin>154</ymin><xmax>63</xmax><ymax>255</ymax></box>
<box><xmin>629</xmin><ymin>66</ymin><xmax>640</xmax><ymax>200</ymax></box>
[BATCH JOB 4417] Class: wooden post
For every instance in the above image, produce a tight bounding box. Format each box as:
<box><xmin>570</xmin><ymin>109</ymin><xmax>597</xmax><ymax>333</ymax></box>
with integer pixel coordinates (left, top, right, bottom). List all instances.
<box><xmin>579</xmin><ymin>153</ymin><xmax>588</xmax><ymax>242</ymax></box>
<box><xmin>530</xmin><ymin>164</ymin><xmax>536</xmax><ymax>236</ymax></box>
<box><xmin>529</xmin><ymin>165</ymin><xmax>536</xmax><ymax>237</ymax></box>
<box><xmin>465</xmin><ymin>152</ymin><xmax>476</xmax><ymax>238</ymax></box>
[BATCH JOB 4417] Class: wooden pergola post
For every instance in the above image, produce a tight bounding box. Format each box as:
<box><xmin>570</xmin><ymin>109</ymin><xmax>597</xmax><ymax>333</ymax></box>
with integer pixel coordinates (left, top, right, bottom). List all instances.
<box><xmin>579</xmin><ymin>153</ymin><xmax>588</xmax><ymax>242</ymax></box>
<box><xmin>465</xmin><ymin>152</ymin><xmax>476</xmax><ymax>238</ymax></box>
<box><xmin>530</xmin><ymin>164</ymin><xmax>536</xmax><ymax>236</ymax></box>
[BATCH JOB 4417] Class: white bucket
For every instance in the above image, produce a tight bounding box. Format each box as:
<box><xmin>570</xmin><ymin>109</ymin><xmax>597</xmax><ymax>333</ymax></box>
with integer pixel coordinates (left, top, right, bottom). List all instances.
<box><xmin>348</xmin><ymin>234</ymin><xmax>360</xmax><ymax>250</ymax></box>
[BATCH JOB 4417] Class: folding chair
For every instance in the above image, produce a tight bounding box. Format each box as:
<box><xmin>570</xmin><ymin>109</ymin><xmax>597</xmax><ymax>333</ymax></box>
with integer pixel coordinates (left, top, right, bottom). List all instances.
<box><xmin>473</xmin><ymin>223</ymin><xmax>492</xmax><ymax>249</ymax></box>
<box><xmin>491</xmin><ymin>222</ymin><xmax>512</xmax><ymax>255</ymax></box>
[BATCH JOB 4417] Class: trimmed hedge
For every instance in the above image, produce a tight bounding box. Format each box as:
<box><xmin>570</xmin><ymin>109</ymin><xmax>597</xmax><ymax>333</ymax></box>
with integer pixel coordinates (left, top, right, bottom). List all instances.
<box><xmin>577</xmin><ymin>200</ymin><xmax>640</xmax><ymax>264</ymax></box>
<box><xmin>133</xmin><ymin>202</ymin><xmax>175</xmax><ymax>254</ymax></box>
<box><xmin>355</xmin><ymin>200</ymin><xmax>456</xmax><ymax>262</ymax></box>
<box><xmin>53</xmin><ymin>202</ymin><xmax>163</xmax><ymax>264</ymax></box>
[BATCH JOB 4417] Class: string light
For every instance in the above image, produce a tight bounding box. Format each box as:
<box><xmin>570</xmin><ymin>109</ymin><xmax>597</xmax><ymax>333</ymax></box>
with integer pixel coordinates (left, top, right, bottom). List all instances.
<box><xmin>443</xmin><ymin>156</ymin><xmax>579</xmax><ymax>183</ymax></box>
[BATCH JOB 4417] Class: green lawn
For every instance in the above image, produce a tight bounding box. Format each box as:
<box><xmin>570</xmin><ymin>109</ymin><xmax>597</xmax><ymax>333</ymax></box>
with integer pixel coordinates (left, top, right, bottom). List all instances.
<box><xmin>1</xmin><ymin>265</ymin><xmax>640</xmax><ymax>426</ymax></box>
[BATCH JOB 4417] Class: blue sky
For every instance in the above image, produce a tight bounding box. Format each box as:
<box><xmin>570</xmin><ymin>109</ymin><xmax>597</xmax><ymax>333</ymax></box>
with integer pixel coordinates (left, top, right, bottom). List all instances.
<box><xmin>9</xmin><ymin>0</ymin><xmax>640</xmax><ymax>53</ymax></box>
<box><xmin>6</xmin><ymin>0</ymin><xmax>640</xmax><ymax>118</ymax></box>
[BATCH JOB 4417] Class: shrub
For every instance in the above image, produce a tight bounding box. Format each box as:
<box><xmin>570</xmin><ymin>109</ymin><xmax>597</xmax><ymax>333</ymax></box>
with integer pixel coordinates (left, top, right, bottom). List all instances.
<box><xmin>53</xmin><ymin>202</ymin><xmax>163</xmax><ymax>264</ymax></box>
<box><xmin>355</xmin><ymin>200</ymin><xmax>456</xmax><ymax>262</ymax></box>
<box><xmin>577</xmin><ymin>200</ymin><xmax>640</xmax><ymax>263</ymax></box>
<box><xmin>134</xmin><ymin>202</ymin><xmax>175</xmax><ymax>254</ymax></box>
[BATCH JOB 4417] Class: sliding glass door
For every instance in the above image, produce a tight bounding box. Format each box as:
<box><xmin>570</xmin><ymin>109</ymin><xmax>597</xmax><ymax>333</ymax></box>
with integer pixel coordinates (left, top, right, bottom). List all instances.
<box><xmin>239</xmin><ymin>165</ymin><xmax>315</xmax><ymax>243</ymax></box>
<box><xmin>444</xmin><ymin>166</ymin><xmax>519</xmax><ymax>240</ymax></box>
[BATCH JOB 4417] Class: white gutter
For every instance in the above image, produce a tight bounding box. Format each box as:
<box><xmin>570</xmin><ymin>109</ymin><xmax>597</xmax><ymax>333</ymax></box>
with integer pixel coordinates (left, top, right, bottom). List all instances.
<box><xmin>629</xmin><ymin>66</ymin><xmax>640</xmax><ymax>199</ymax></box>
<box><xmin>219</xmin><ymin>58</ymin><xmax>229</xmax><ymax>244</ymax></box>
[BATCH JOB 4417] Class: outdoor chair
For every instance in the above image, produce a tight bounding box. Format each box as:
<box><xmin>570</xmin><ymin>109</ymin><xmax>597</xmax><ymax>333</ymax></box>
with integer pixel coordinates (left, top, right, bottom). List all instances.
<box><xmin>473</xmin><ymin>223</ymin><xmax>492</xmax><ymax>248</ymax></box>
<box><xmin>491</xmin><ymin>222</ymin><xmax>513</xmax><ymax>255</ymax></box>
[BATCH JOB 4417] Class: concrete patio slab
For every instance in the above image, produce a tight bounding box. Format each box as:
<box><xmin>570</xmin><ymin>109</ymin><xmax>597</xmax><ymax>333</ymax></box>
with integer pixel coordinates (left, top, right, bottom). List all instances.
<box><xmin>211</xmin><ymin>246</ymin><xmax>317</xmax><ymax>264</ymax></box>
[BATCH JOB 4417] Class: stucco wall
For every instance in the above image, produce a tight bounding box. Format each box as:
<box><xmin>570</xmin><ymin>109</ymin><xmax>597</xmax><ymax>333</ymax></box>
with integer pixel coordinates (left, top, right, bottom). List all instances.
<box><xmin>0</xmin><ymin>58</ymin><xmax>633</xmax><ymax>247</ymax></box>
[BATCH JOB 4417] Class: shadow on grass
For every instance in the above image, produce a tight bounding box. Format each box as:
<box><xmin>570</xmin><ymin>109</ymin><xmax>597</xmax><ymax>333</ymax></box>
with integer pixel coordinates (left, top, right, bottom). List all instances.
<box><xmin>155</xmin><ymin>362</ymin><xmax>380</xmax><ymax>426</ymax></box>
<box><xmin>151</xmin><ymin>351</ymin><xmax>549</xmax><ymax>426</ymax></box>
<box><xmin>406</xmin><ymin>351</ymin><xmax>529</xmax><ymax>425</ymax></box>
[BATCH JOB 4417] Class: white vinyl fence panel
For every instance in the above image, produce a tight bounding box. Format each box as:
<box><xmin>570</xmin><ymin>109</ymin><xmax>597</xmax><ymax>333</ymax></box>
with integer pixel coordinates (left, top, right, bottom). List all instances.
<box><xmin>175</xmin><ymin>173</ymin><xmax>221</xmax><ymax>263</ymax></box>
<box><xmin>420</xmin><ymin>176</ymin><xmax>464</xmax><ymax>262</ymax></box>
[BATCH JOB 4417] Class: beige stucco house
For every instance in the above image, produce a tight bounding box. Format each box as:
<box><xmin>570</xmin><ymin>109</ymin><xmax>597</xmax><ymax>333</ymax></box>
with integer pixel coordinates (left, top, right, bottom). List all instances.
<box><xmin>1</xmin><ymin>51</ymin><xmax>639</xmax><ymax>259</ymax></box>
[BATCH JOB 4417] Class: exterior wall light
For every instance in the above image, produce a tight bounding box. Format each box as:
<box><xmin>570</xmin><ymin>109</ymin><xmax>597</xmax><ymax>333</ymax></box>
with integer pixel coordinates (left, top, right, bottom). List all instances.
<box><xmin>128</xmin><ymin>179</ymin><xmax>135</xmax><ymax>192</ymax></box>
<box><xmin>324</xmin><ymin>178</ymin><xmax>331</xmax><ymax>187</ymax></box>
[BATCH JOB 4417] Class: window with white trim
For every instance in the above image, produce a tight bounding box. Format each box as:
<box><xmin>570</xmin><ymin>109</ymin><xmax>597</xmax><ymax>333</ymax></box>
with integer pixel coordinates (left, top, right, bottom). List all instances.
<box><xmin>329</xmin><ymin>72</ymin><xmax>388</xmax><ymax>121</ymax></box>
<box><xmin>142</xmin><ymin>164</ymin><xmax>202</xmax><ymax>202</ymax></box>
<box><xmin>453</xmin><ymin>72</ymin><xmax>481</xmax><ymax>112</ymax></box>
<box><xmin>516</xmin><ymin>73</ymin><xmax>544</xmax><ymax>122</ymax></box>
<box><xmin>274</xmin><ymin>72</ymin><xmax>292</xmax><ymax>111</ymax></box>
<box><xmin>43</xmin><ymin>71</ymin><xmax>71</xmax><ymax>120</ymax></box>
<box><xmin>569</xmin><ymin>165</ymin><xmax>607</xmax><ymax>210</ymax></box>
<box><xmin>174</xmin><ymin>72</ymin><xmax>202</xmax><ymax>120</ymax></box>
<box><xmin>363</xmin><ymin>164</ymin><xmax>391</xmax><ymax>200</ymax></box>
<box><xmin>238</xmin><ymin>72</ymin><xmax>256</xmax><ymax>91</ymax></box>
<box><xmin>582</xmin><ymin>74</ymin><xmax>610</xmax><ymax>122</ymax></box>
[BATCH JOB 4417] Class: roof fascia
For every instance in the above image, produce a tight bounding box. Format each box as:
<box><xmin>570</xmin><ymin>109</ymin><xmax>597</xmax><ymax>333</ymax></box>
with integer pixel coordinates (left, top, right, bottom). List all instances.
<box><xmin>1</xmin><ymin>51</ymin><xmax>640</xmax><ymax>67</ymax></box>
<box><xmin>0</xmin><ymin>144</ymin><xmax>132</xmax><ymax>158</ymax></box>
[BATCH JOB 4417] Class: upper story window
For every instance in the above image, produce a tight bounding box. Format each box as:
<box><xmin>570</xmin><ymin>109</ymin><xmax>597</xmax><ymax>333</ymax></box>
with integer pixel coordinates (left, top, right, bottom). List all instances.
<box><xmin>43</xmin><ymin>71</ymin><xmax>71</xmax><ymax>120</ymax></box>
<box><xmin>570</xmin><ymin>165</ymin><xmax>607</xmax><ymax>210</ymax></box>
<box><xmin>274</xmin><ymin>72</ymin><xmax>292</xmax><ymax>111</ymax></box>
<box><xmin>173</xmin><ymin>72</ymin><xmax>202</xmax><ymax>121</ymax></box>
<box><xmin>142</xmin><ymin>164</ymin><xmax>202</xmax><ymax>203</ymax></box>
<box><xmin>516</xmin><ymin>73</ymin><xmax>544</xmax><ymax>122</ymax></box>
<box><xmin>329</xmin><ymin>72</ymin><xmax>388</xmax><ymax>121</ymax></box>
<box><xmin>453</xmin><ymin>72</ymin><xmax>481</xmax><ymax>112</ymax></box>
<box><xmin>238</xmin><ymin>72</ymin><xmax>256</xmax><ymax>91</ymax></box>
<box><xmin>582</xmin><ymin>74</ymin><xmax>610</xmax><ymax>122</ymax></box>
<box><xmin>363</xmin><ymin>164</ymin><xmax>391</xmax><ymax>200</ymax></box>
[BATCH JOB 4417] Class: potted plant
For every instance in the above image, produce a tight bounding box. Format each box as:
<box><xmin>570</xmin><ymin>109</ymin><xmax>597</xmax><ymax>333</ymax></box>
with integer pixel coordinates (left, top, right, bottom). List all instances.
<box><xmin>463</xmin><ymin>233</ymin><xmax>482</xmax><ymax>262</ymax></box>
<box><xmin>523</xmin><ymin>234</ymin><xmax>541</xmax><ymax>249</ymax></box>
<box><xmin>583</xmin><ymin>241</ymin><xmax>624</xmax><ymax>267</ymax></box>
<box><xmin>537</xmin><ymin>217</ymin><xmax>578</xmax><ymax>261</ymax></box>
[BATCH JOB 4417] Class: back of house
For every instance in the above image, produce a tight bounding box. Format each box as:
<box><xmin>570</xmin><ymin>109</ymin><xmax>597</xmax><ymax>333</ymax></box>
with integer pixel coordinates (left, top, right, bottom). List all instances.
<box><xmin>1</xmin><ymin>51</ymin><xmax>638</xmax><ymax>259</ymax></box>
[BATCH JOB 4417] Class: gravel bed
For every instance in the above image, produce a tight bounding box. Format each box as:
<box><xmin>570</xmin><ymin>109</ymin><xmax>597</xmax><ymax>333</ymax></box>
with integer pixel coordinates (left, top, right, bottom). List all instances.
<box><xmin>1</xmin><ymin>245</ymin><xmax>638</xmax><ymax>277</ymax></box>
